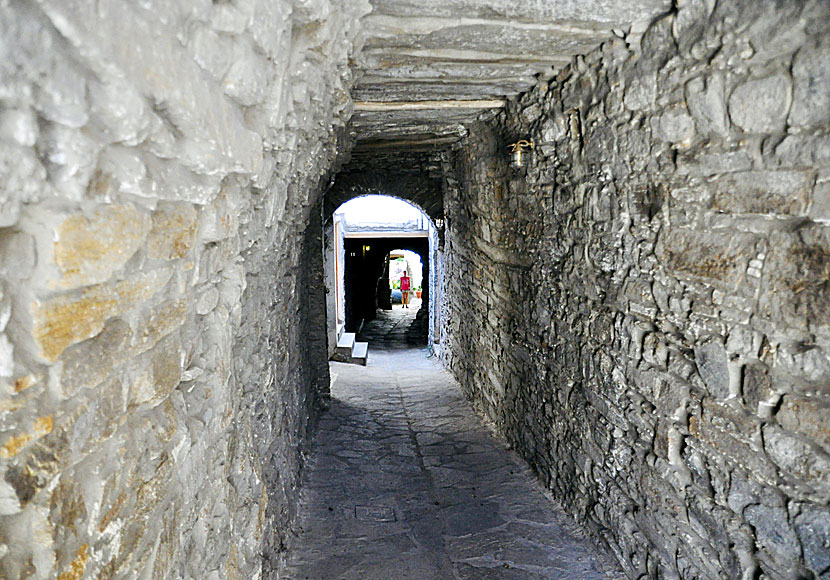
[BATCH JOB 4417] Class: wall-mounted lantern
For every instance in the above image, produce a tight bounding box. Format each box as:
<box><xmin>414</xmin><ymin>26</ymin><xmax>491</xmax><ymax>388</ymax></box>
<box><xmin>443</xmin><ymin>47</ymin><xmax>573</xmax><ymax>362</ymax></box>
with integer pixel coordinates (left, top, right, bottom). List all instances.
<box><xmin>509</xmin><ymin>139</ymin><xmax>534</xmax><ymax>169</ymax></box>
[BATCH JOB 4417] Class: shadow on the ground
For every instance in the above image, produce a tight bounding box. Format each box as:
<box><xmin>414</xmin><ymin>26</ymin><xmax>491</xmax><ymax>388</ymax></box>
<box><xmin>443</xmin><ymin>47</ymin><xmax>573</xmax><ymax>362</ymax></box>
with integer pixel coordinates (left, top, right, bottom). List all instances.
<box><xmin>357</xmin><ymin>301</ymin><xmax>427</xmax><ymax>349</ymax></box>
<box><xmin>279</xmin><ymin>351</ymin><xmax>625</xmax><ymax>580</ymax></box>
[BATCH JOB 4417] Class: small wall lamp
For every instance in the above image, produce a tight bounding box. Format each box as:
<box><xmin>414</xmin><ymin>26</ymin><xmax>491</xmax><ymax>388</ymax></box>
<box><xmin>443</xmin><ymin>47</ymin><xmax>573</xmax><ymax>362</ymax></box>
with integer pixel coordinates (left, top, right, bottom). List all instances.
<box><xmin>509</xmin><ymin>139</ymin><xmax>534</xmax><ymax>169</ymax></box>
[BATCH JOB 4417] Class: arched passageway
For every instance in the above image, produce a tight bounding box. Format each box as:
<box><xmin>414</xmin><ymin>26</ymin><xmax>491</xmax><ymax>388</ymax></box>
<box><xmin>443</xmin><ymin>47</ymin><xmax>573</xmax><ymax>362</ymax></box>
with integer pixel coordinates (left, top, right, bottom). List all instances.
<box><xmin>1</xmin><ymin>2</ymin><xmax>828</xmax><ymax>580</ymax></box>
<box><xmin>324</xmin><ymin>194</ymin><xmax>443</xmax><ymax>361</ymax></box>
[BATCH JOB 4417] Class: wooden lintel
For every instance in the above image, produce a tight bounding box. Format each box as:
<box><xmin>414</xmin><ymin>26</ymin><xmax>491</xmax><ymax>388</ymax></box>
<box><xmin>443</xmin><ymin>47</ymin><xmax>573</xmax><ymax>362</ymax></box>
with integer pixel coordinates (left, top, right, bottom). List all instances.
<box><xmin>354</xmin><ymin>99</ymin><xmax>505</xmax><ymax>112</ymax></box>
<box><xmin>353</xmin><ymin>136</ymin><xmax>460</xmax><ymax>150</ymax></box>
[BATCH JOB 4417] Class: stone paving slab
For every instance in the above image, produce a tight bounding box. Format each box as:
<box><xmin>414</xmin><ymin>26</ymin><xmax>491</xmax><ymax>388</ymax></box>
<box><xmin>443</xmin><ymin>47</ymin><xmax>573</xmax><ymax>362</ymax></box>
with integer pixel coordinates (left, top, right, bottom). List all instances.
<box><xmin>279</xmin><ymin>347</ymin><xmax>624</xmax><ymax>579</ymax></box>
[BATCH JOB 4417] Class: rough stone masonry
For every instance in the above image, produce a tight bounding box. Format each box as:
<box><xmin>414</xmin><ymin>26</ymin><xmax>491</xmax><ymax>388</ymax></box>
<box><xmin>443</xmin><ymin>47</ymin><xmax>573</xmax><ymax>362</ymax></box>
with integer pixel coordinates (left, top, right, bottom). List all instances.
<box><xmin>441</xmin><ymin>1</ymin><xmax>830</xmax><ymax>579</ymax></box>
<box><xmin>1</xmin><ymin>0</ymin><xmax>829</xmax><ymax>579</ymax></box>
<box><xmin>0</xmin><ymin>0</ymin><xmax>368</xmax><ymax>578</ymax></box>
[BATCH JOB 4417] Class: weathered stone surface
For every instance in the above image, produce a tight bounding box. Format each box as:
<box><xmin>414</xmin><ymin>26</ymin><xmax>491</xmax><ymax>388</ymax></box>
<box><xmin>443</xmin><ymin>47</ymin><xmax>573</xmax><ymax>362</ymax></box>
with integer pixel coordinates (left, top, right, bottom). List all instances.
<box><xmin>651</xmin><ymin>105</ymin><xmax>696</xmax><ymax>147</ymax></box>
<box><xmin>0</xmin><ymin>0</ymin><xmax>367</xmax><ymax>577</ymax></box>
<box><xmin>694</xmin><ymin>340</ymin><xmax>730</xmax><ymax>399</ymax></box>
<box><xmin>745</xmin><ymin>503</ymin><xmax>799</xmax><ymax>564</ymax></box>
<box><xmin>147</xmin><ymin>202</ymin><xmax>198</xmax><ymax>261</ymax></box>
<box><xmin>686</xmin><ymin>74</ymin><xmax>729</xmax><ymax>138</ymax></box>
<box><xmin>0</xmin><ymin>334</ymin><xmax>12</xmax><ymax>378</ymax></box>
<box><xmin>657</xmin><ymin>228</ymin><xmax>757</xmax><ymax>290</ymax></box>
<box><xmin>764</xmin><ymin>424</ymin><xmax>830</xmax><ymax>495</ymax></box>
<box><xmin>440</xmin><ymin>3</ymin><xmax>830</xmax><ymax>580</ymax></box>
<box><xmin>811</xmin><ymin>180</ymin><xmax>830</xmax><ymax>223</ymax></box>
<box><xmin>711</xmin><ymin>170</ymin><xmax>814</xmax><ymax>216</ymax></box>
<box><xmin>789</xmin><ymin>40</ymin><xmax>830</xmax><ymax>128</ymax></box>
<box><xmin>53</xmin><ymin>205</ymin><xmax>152</xmax><ymax>289</ymax></box>
<box><xmin>0</xmin><ymin>142</ymin><xmax>47</xmax><ymax>227</ymax></box>
<box><xmin>624</xmin><ymin>74</ymin><xmax>657</xmax><ymax>112</ymax></box>
<box><xmin>794</xmin><ymin>505</ymin><xmax>830</xmax><ymax>577</ymax></box>
<box><xmin>742</xmin><ymin>362</ymin><xmax>775</xmax><ymax>415</ymax></box>
<box><xmin>31</xmin><ymin>268</ymin><xmax>172</xmax><ymax>362</ymax></box>
<box><xmin>776</xmin><ymin>395</ymin><xmax>830</xmax><ymax>453</ymax></box>
<box><xmin>759</xmin><ymin>225</ymin><xmax>830</xmax><ymax>332</ymax></box>
<box><xmin>728</xmin><ymin>74</ymin><xmax>792</xmax><ymax>134</ymax></box>
<box><xmin>0</xmin><ymin>231</ymin><xmax>36</xmax><ymax>280</ymax></box>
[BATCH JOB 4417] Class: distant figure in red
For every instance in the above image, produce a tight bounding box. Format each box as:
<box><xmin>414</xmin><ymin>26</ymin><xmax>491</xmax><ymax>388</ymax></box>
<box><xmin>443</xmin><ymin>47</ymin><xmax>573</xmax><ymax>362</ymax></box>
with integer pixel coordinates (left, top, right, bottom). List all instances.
<box><xmin>400</xmin><ymin>274</ymin><xmax>411</xmax><ymax>308</ymax></box>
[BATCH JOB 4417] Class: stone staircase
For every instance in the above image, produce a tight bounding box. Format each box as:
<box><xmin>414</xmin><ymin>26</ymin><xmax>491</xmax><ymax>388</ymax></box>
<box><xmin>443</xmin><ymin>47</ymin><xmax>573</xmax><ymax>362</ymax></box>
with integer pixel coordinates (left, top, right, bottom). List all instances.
<box><xmin>331</xmin><ymin>328</ymin><xmax>369</xmax><ymax>366</ymax></box>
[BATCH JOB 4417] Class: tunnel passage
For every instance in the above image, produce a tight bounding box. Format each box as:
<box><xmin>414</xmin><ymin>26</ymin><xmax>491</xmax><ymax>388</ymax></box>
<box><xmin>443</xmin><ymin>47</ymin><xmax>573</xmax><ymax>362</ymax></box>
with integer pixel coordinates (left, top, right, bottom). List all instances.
<box><xmin>343</xmin><ymin>237</ymin><xmax>430</xmax><ymax>339</ymax></box>
<box><xmin>1</xmin><ymin>1</ymin><xmax>829</xmax><ymax>580</ymax></box>
<box><xmin>323</xmin><ymin>162</ymin><xmax>446</xmax><ymax>358</ymax></box>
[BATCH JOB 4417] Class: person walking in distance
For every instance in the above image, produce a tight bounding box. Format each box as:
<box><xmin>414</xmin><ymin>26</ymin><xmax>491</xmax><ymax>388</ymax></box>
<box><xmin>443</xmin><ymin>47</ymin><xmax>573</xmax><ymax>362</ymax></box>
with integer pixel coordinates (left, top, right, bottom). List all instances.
<box><xmin>400</xmin><ymin>273</ymin><xmax>411</xmax><ymax>308</ymax></box>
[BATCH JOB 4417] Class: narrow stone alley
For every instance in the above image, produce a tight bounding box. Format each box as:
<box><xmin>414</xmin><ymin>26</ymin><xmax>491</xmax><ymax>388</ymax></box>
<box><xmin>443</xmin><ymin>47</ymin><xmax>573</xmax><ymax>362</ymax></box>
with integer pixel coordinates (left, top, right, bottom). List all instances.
<box><xmin>281</xmin><ymin>312</ymin><xmax>622</xmax><ymax>579</ymax></box>
<box><xmin>2</xmin><ymin>1</ymin><xmax>829</xmax><ymax>579</ymax></box>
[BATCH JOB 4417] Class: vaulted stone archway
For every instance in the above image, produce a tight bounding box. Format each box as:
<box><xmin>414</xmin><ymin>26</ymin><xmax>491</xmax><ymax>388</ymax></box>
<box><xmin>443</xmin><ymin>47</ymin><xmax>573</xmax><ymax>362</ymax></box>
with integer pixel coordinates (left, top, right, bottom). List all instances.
<box><xmin>1</xmin><ymin>1</ymin><xmax>828</xmax><ymax>579</ymax></box>
<box><xmin>324</xmin><ymin>158</ymin><xmax>445</xmax><ymax>223</ymax></box>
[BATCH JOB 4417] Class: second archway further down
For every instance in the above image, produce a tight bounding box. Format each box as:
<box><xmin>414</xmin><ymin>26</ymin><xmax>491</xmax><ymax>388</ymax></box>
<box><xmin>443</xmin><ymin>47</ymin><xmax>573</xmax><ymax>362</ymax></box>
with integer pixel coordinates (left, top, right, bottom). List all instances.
<box><xmin>323</xmin><ymin>195</ymin><xmax>441</xmax><ymax>358</ymax></box>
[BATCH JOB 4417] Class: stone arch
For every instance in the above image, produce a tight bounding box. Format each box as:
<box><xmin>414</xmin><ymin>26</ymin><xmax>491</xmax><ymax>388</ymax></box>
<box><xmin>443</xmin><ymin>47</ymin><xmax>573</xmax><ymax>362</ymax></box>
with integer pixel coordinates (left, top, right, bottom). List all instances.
<box><xmin>324</xmin><ymin>171</ymin><xmax>444</xmax><ymax>223</ymax></box>
<box><xmin>323</xmin><ymin>185</ymin><xmax>443</xmax><ymax>355</ymax></box>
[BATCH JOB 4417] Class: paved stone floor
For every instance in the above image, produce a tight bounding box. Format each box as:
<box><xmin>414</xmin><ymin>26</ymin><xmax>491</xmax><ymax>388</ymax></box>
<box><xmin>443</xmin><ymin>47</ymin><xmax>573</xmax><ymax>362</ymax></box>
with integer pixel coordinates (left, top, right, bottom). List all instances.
<box><xmin>357</xmin><ymin>300</ymin><xmax>426</xmax><ymax>348</ymax></box>
<box><xmin>280</xmin><ymin>313</ymin><xmax>623</xmax><ymax>579</ymax></box>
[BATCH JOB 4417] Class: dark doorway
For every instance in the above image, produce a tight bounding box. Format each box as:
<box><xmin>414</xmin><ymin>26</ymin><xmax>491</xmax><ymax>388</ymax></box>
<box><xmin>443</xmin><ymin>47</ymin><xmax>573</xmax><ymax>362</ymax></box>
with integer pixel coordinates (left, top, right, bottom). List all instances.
<box><xmin>343</xmin><ymin>237</ymin><xmax>430</xmax><ymax>345</ymax></box>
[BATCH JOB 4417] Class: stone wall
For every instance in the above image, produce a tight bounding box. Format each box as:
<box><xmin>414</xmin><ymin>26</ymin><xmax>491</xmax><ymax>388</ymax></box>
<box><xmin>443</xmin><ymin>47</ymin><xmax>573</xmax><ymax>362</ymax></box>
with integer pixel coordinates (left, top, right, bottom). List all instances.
<box><xmin>441</xmin><ymin>1</ymin><xmax>830</xmax><ymax>578</ymax></box>
<box><xmin>0</xmin><ymin>0</ymin><xmax>367</xmax><ymax>578</ymax></box>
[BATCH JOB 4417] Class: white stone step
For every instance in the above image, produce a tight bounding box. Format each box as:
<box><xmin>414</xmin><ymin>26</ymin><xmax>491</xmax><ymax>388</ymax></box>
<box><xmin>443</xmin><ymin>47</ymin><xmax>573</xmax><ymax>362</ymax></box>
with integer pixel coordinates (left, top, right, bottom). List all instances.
<box><xmin>351</xmin><ymin>342</ymin><xmax>369</xmax><ymax>366</ymax></box>
<box><xmin>335</xmin><ymin>332</ymin><xmax>356</xmax><ymax>356</ymax></box>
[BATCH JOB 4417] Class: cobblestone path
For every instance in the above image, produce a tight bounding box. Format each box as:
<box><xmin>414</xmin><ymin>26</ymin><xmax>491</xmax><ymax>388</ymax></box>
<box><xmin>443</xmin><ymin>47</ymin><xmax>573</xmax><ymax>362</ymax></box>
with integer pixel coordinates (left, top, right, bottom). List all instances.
<box><xmin>280</xmin><ymin>343</ymin><xmax>622</xmax><ymax>579</ymax></box>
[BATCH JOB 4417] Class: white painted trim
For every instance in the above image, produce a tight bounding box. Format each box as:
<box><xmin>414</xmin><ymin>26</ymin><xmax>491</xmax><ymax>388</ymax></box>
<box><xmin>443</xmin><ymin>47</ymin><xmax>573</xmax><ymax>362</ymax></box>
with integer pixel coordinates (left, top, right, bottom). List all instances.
<box><xmin>344</xmin><ymin>230</ymin><xmax>429</xmax><ymax>238</ymax></box>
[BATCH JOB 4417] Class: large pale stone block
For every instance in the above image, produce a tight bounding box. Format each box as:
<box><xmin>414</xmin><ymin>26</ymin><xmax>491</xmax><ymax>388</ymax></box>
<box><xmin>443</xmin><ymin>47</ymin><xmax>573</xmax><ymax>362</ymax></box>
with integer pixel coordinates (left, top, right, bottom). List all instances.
<box><xmin>142</xmin><ymin>154</ymin><xmax>224</xmax><ymax>205</ymax></box>
<box><xmin>88</xmin><ymin>77</ymin><xmax>151</xmax><ymax>145</ymax></box>
<box><xmin>694</xmin><ymin>340</ymin><xmax>730</xmax><ymax>400</ymax></box>
<box><xmin>795</xmin><ymin>506</ymin><xmax>830</xmax><ymax>577</ymax></box>
<box><xmin>0</xmin><ymin>334</ymin><xmax>13</xmax><ymax>378</ymax></box>
<box><xmin>776</xmin><ymin>395</ymin><xmax>830</xmax><ymax>454</ymax></box>
<box><xmin>0</xmin><ymin>231</ymin><xmax>37</xmax><ymax>280</ymax></box>
<box><xmin>39</xmin><ymin>123</ymin><xmax>101</xmax><ymax>201</ymax></box>
<box><xmin>685</xmin><ymin>73</ymin><xmax>728</xmax><ymax>138</ymax></box>
<box><xmin>127</xmin><ymin>332</ymin><xmax>182</xmax><ymax>409</ymax></box>
<box><xmin>58</xmin><ymin>318</ymin><xmax>132</xmax><ymax>398</ymax></box>
<box><xmin>0</xmin><ymin>108</ymin><xmax>38</xmax><ymax>147</ymax></box>
<box><xmin>223</xmin><ymin>37</ymin><xmax>272</xmax><ymax>106</ymax></box>
<box><xmin>763</xmin><ymin>424</ymin><xmax>830</xmax><ymax>498</ymax></box>
<box><xmin>31</xmin><ymin>268</ymin><xmax>172</xmax><ymax>361</ymax></box>
<box><xmin>53</xmin><ymin>204</ymin><xmax>151</xmax><ymax>289</ymax></box>
<box><xmin>728</xmin><ymin>73</ymin><xmax>792</xmax><ymax>134</ymax></box>
<box><xmin>189</xmin><ymin>26</ymin><xmax>235</xmax><ymax>81</ymax></box>
<box><xmin>200</xmin><ymin>189</ymin><xmax>240</xmax><ymax>243</ymax></box>
<box><xmin>759</xmin><ymin>225</ymin><xmax>830</xmax><ymax>332</ymax></box>
<box><xmin>0</xmin><ymin>143</ymin><xmax>47</xmax><ymax>227</ymax></box>
<box><xmin>651</xmin><ymin>105</ymin><xmax>696</xmax><ymax>147</ymax></box>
